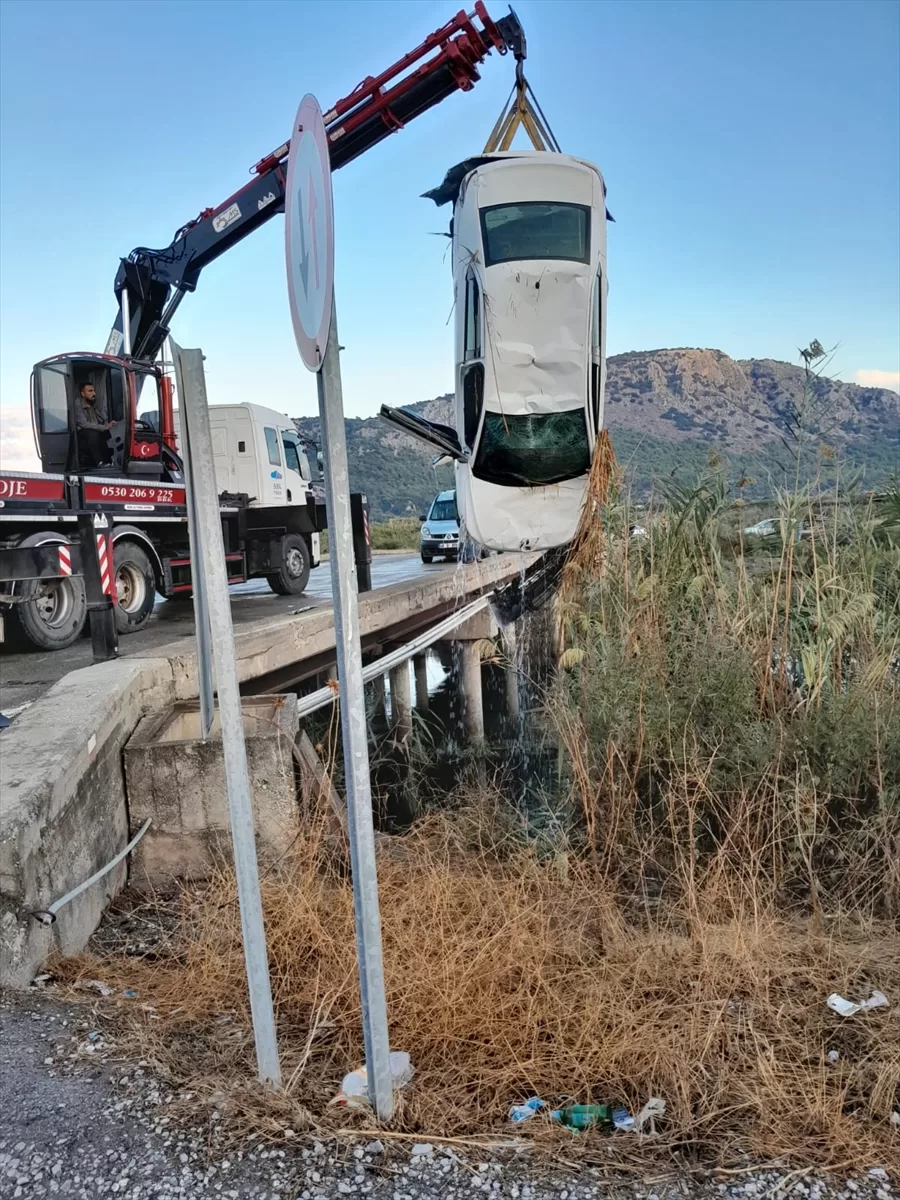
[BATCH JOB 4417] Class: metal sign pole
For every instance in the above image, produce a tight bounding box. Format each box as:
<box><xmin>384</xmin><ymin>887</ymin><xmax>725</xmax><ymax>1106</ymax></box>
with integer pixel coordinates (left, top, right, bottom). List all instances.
<box><xmin>175</xmin><ymin>345</ymin><xmax>282</xmax><ymax>1089</ymax></box>
<box><xmin>316</xmin><ymin>295</ymin><xmax>394</xmax><ymax>1120</ymax></box>
<box><xmin>170</xmin><ymin>340</ymin><xmax>214</xmax><ymax>739</ymax></box>
<box><xmin>285</xmin><ymin>91</ymin><xmax>393</xmax><ymax>1120</ymax></box>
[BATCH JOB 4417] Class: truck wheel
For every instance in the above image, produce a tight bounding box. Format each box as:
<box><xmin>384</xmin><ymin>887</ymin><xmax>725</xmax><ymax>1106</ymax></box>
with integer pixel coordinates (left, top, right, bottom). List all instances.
<box><xmin>12</xmin><ymin>576</ymin><xmax>87</xmax><ymax>651</ymax></box>
<box><xmin>114</xmin><ymin>542</ymin><xmax>156</xmax><ymax>634</ymax></box>
<box><xmin>267</xmin><ymin>534</ymin><xmax>311</xmax><ymax>595</ymax></box>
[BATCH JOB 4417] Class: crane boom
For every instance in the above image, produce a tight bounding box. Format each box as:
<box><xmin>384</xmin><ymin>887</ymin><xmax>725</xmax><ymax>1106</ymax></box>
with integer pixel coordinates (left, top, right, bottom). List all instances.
<box><xmin>105</xmin><ymin>2</ymin><xmax>526</xmax><ymax>364</ymax></box>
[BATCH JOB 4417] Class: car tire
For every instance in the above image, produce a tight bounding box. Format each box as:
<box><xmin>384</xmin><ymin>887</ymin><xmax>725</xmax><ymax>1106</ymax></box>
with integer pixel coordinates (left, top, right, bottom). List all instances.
<box><xmin>421</xmin><ymin>551</ymin><xmax>433</xmax><ymax>564</ymax></box>
<box><xmin>267</xmin><ymin>534</ymin><xmax>311</xmax><ymax>595</ymax></box>
<box><xmin>11</xmin><ymin>575</ymin><xmax>87</xmax><ymax>651</ymax></box>
<box><xmin>114</xmin><ymin>541</ymin><xmax>156</xmax><ymax>635</ymax></box>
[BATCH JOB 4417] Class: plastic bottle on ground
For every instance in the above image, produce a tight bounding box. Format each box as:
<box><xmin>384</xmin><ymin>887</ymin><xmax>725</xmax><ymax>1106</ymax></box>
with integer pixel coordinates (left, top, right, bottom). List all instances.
<box><xmin>550</xmin><ymin>1104</ymin><xmax>614</xmax><ymax>1130</ymax></box>
<box><xmin>509</xmin><ymin>1097</ymin><xmax>544</xmax><ymax>1123</ymax></box>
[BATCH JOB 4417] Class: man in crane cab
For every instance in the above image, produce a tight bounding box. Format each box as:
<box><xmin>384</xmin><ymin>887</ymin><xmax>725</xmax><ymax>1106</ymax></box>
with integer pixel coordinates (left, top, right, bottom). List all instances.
<box><xmin>75</xmin><ymin>382</ymin><xmax>115</xmax><ymax>468</ymax></box>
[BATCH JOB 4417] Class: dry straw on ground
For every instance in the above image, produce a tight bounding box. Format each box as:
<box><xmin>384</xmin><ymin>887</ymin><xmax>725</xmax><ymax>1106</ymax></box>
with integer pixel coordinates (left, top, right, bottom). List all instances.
<box><xmin>54</xmin><ymin>794</ymin><xmax>899</xmax><ymax>1169</ymax></box>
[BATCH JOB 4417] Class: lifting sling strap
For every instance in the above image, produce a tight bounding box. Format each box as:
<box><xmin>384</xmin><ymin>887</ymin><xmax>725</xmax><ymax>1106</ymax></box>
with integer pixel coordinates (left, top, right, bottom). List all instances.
<box><xmin>483</xmin><ymin>59</ymin><xmax>561</xmax><ymax>153</ymax></box>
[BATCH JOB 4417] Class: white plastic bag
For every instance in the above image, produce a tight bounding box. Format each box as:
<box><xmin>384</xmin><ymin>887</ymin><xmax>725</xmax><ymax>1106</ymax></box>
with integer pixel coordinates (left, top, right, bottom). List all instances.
<box><xmin>331</xmin><ymin>1051</ymin><xmax>414</xmax><ymax>1108</ymax></box>
<box><xmin>827</xmin><ymin>990</ymin><xmax>888</xmax><ymax>1017</ymax></box>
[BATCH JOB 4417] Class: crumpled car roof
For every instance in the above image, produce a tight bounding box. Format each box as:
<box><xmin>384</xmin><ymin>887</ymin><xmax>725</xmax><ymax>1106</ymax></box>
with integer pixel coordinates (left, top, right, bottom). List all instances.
<box><xmin>422</xmin><ymin>153</ymin><xmax>614</xmax><ymax>220</ymax></box>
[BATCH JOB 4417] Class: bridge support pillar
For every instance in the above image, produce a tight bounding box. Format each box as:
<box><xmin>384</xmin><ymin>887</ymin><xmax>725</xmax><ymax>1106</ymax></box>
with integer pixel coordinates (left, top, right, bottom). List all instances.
<box><xmin>501</xmin><ymin>625</ymin><xmax>519</xmax><ymax>723</ymax></box>
<box><xmin>457</xmin><ymin>641</ymin><xmax>485</xmax><ymax>742</ymax></box>
<box><xmin>371</xmin><ymin>673</ymin><xmax>387</xmax><ymax>723</ymax></box>
<box><xmin>389</xmin><ymin>662</ymin><xmax>413</xmax><ymax>742</ymax></box>
<box><xmin>413</xmin><ymin>654</ymin><xmax>429</xmax><ymax>712</ymax></box>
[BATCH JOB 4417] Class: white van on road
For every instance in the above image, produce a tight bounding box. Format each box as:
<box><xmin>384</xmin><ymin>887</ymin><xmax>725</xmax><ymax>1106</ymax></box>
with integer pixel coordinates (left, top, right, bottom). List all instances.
<box><xmin>419</xmin><ymin>489</ymin><xmax>460</xmax><ymax>562</ymax></box>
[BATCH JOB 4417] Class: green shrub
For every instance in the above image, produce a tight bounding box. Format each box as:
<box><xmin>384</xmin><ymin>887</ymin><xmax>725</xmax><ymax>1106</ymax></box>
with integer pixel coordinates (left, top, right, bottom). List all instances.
<box><xmin>554</xmin><ymin>472</ymin><xmax>900</xmax><ymax>916</ymax></box>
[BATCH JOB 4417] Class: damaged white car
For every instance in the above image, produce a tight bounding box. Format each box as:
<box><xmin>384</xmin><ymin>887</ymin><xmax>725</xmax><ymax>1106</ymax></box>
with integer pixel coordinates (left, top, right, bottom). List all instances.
<box><xmin>382</xmin><ymin>151</ymin><xmax>610</xmax><ymax>552</ymax></box>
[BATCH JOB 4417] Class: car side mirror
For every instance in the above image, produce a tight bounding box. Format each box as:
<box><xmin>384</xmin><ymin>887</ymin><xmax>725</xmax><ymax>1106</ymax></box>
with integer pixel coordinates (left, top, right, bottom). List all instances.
<box><xmin>418</xmin><ymin>515</ymin><xmax>427</xmax><ymax>523</ymax></box>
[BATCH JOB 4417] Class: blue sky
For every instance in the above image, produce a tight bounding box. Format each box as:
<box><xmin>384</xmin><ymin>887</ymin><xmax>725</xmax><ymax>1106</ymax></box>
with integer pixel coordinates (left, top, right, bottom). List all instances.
<box><xmin>1</xmin><ymin>0</ymin><xmax>898</xmax><ymax>468</ymax></box>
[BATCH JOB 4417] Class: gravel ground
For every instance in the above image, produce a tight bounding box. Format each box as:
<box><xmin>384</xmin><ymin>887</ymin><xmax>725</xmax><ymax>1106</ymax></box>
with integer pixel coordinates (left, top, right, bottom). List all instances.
<box><xmin>1</xmin><ymin>993</ymin><xmax>895</xmax><ymax>1200</ymax></box>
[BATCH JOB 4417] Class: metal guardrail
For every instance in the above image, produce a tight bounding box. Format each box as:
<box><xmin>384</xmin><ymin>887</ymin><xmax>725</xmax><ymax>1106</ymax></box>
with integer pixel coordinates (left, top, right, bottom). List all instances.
<box><xmin>294</xmin><ymin>594</ymin><xmax>490</xmax><ymax>720</ymax></box>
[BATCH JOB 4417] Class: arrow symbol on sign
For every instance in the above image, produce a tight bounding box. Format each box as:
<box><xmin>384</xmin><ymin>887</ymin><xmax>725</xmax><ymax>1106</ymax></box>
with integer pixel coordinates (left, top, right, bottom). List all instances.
<box><xmin>297</xmin><ymin>187</ymin><xmax>310</xmax><ymax>296</ymax></box>
<box><xmin>296</xmin><ymin>172</ymin><xmax>320</xmax><ymax>297</ymax></box>
<box><xmin>306</xmin><ymin>169</ymin><xmax>320</xmax><ymax>290</ymax></box>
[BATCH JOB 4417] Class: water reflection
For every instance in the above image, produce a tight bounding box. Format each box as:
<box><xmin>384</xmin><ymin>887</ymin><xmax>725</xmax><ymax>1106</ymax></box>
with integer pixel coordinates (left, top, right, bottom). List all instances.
<box><xmin>367</xmin><ymin>638</ymin><xmax>560</xmax><ymax>835</ymax></box>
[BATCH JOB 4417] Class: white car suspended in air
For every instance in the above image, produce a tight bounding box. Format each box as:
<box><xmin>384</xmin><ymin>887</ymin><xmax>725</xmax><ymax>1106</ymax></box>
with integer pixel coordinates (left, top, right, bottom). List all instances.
<box><xmin>382</xmin><ymin>150</ymin><xmax>610</xmax><ymax>552</ymax></box>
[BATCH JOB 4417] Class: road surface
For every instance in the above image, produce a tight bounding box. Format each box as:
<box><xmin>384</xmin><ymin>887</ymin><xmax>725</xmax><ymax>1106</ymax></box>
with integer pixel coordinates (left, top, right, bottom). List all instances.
<box><xmin>0</xmin><ymin>553</ymin><xmax>448</xmax><ymax>711</ymax></box>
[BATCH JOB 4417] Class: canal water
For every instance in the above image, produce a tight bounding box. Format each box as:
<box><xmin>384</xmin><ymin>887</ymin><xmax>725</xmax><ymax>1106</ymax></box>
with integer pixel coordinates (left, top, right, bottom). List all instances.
<box><xmin>364</xmin><ymin>629</ymin><xmax>564</xmax><ymax>839</ymax></box>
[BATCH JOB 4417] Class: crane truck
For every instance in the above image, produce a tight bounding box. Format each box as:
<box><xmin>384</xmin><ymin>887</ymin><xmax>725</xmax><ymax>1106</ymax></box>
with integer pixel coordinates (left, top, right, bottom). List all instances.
<box><xmin>0</xmin><ymin>3</ymin><xmax>526</xmax><ymax>651</ymax></box>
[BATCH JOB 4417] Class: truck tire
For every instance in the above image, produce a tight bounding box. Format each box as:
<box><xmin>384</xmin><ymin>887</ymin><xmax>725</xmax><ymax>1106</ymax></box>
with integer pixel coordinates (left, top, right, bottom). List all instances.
<box><xmin>114</xmin><ymin>541</ymin><xmax>156</xmax><ymax>635</ymax></box>
<box><xmin>267</xmin><ymin>534</ymin><xmax>311</xmax><ymax>596</ymax></box>
<box><xmin>12</xmin><ymin>575</ymin><xmax>87</xmax><ymax>651</ymax></box>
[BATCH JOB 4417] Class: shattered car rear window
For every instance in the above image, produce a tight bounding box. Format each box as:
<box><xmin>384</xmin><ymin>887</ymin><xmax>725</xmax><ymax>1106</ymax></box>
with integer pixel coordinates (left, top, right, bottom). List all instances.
<box><xmin>474</xmin><ymin>410</ymin><xmax>591</xmax><ymax>488</ymax></box>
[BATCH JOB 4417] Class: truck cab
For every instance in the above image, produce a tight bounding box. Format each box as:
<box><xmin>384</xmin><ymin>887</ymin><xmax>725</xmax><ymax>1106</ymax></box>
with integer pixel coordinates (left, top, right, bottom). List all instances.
<box><xmin>31</xmin><ymin>353</ymin><xmax>181</xmax><ymax>482</ymax></box>
<box><xmin>171</xmin><ymin>402</ymin><xmax>313</xmax><ymax>508</ymax></box>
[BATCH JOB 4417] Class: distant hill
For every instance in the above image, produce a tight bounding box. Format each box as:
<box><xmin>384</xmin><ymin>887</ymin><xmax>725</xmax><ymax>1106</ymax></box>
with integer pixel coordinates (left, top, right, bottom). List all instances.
<box><xmin>295</xmin><ymin>397</ymin><xmax>456</xmax><ymax>522</ymax></box>
<box><xmin>296</xmin><ymin>349</ymin><xmax>900</xmax><ymax>520</ymax></box>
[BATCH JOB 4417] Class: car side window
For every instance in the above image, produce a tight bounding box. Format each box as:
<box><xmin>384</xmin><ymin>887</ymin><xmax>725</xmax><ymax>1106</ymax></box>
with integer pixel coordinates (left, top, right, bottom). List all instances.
<box><xmin>591</xmin><ymin>271</ymin><xmax>603</xmax><ymax>433</ymax></box>
<box><xmin>462</xmin><ymin>363</ymin><xmax>485</xmax><ymax>450</ymax></box>
<box><xmin>463</xmin><ymin>270</ymin><xmax>482</xmax><ymax>362</ymax></box>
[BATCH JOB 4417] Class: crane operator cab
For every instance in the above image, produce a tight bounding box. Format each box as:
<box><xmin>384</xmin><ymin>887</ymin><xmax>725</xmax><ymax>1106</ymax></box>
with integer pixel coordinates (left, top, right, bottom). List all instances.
<box><xmin>380</xmin><ymin>151</ymin><xmax>609</xmax><ymax>552</ymax></box>
<box><xmin>30</xmin><ymin>353</ymin><xmax>183</xmax><ymax>482</ymax></box>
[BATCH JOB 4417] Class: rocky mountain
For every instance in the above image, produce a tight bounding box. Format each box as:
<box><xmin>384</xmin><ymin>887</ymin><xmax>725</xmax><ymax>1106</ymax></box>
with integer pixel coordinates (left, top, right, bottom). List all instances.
<box><xmin>296</xmin><ymin>349</ymin><xmax>899</xmax><ymax>520</ymax></box>
<box><xmin>605</xmin><ymin>348</ymin><xmax>897</xmax><ymax>454</ymax></box>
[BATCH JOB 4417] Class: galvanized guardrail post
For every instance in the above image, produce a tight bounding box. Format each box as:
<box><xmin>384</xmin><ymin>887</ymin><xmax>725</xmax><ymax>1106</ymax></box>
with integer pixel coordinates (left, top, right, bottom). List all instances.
<box><xmin>173</xmin><ymin>343</ymin><xmax>282</xmax><ymax>1089</ymax></box>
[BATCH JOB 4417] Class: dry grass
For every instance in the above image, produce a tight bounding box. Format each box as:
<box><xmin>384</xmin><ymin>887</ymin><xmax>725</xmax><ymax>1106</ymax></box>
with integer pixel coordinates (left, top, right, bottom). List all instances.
<box><xmin>53</xmin><ymin>792</ymin><xmax>899</xmax><ymax>1167</ymax></box>
<box><xmin>560</xmin><ymin>427</ymin><xmax>618</xmax><ymax>596</ymax></box>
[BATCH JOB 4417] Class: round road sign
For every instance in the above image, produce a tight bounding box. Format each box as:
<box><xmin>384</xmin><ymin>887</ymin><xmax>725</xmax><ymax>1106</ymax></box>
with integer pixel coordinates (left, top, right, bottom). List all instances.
<box><xmin>285</xmin><ymin>94</ymin><xmax>334</xmax><ymax>372</ymax></box>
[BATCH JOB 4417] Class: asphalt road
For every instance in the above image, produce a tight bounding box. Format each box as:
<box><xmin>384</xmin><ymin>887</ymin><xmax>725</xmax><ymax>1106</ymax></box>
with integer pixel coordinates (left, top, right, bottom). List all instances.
<box><xmin>0</xmin><ymin>553</ymin><xmax>447</xmax><ymax>712</ymax></box>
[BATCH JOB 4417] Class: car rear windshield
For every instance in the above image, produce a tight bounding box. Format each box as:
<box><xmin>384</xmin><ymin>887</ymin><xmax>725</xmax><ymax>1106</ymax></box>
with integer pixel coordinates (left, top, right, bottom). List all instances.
<box><xmin>480</xmin><ymin>202</ymin><xmax>590</xmax><ymax>268</ymax></box>
<box><xmin>429</xmin><ymin>498</ymin><xmax>458</xmax><ymax>522</ymax></box>
<box><xmin>473</xmin><ymin>410</ymin><xmax>591</xmax><ymax>488</ymax></box>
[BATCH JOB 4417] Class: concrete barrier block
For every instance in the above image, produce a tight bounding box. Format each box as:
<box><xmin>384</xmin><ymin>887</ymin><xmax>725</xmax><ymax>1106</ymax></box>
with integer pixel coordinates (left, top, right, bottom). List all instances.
<box><xmin>124</xmin><ymin>694</ymin><xmax>299</xmax><ymax>883</ymax></box>
<box><xmin>0</xmin><ymin>656</ymin><xmax>175</xmax><ymax>989</ymax></box>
